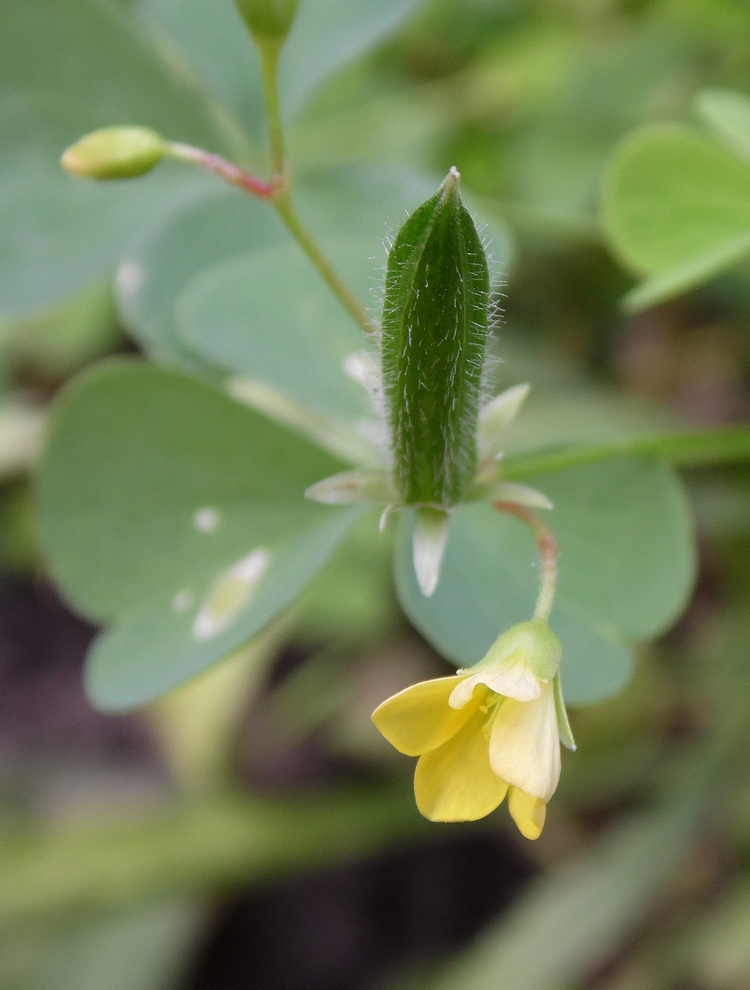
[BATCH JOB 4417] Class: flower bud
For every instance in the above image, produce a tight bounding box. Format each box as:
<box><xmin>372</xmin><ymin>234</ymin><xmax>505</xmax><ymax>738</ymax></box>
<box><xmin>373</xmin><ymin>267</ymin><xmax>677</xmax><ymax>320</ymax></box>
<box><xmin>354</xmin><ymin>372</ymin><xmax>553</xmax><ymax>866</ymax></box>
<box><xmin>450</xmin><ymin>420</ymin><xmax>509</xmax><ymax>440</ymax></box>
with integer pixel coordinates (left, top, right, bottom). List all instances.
<box><xmin>234</xmin><ymin>0</ymin><xmax>300</xmax><ymax>40</ymax></box>
<box><xmin>380</xmin><ymin>168</ymin><xmax>490</xmax><ymax>508</ymax></box>
<box><xmin>61</xmin><ymin>127</ymin><xmax>168</xmax><ymax>180</ymax></box>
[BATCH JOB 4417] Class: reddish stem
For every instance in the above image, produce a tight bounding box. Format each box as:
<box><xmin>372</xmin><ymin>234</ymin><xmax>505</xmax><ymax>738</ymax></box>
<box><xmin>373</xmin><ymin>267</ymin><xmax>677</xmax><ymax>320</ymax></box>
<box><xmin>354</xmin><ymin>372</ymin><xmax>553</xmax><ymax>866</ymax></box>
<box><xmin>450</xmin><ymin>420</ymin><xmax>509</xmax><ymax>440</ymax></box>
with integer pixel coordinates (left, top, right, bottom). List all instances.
<box><xmin>494</xmin><ymin>501</ymin><xmax>558</xmax><ymax>622</ymax></box>
<box><xmin>168</xmin><ymin>143</ymin><xmax>276</xmax><ymax>199</ymax></box>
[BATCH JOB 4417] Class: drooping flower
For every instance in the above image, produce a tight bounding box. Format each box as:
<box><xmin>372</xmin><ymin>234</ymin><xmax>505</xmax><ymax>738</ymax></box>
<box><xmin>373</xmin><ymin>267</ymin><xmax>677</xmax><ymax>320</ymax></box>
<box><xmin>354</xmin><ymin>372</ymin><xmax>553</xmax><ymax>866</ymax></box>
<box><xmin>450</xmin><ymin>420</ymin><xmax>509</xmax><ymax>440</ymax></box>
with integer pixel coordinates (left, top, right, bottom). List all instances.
<box><xmin>371</xmin><ymin>620</ymin><xmax>575</xmax><ymax>839</ymax></box>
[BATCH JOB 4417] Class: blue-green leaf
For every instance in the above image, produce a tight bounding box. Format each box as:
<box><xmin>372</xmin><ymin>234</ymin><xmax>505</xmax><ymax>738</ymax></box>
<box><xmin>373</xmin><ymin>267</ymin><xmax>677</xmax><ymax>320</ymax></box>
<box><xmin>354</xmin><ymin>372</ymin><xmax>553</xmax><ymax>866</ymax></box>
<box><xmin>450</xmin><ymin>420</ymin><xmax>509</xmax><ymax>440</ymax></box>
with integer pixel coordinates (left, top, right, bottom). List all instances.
<box><xmin>139</xmin><ymin>0</ymin><xmax>422</xmax><ymax>142</ymax></box>
<box><xmin>35</xmin><ymin>361</ymin><xmax>359</xmax><ymax>709</ymax></box>
<box><xmin>0</xmin><ymin>0</ymin><xmax>227</xmax><ymax>317</ymax></box>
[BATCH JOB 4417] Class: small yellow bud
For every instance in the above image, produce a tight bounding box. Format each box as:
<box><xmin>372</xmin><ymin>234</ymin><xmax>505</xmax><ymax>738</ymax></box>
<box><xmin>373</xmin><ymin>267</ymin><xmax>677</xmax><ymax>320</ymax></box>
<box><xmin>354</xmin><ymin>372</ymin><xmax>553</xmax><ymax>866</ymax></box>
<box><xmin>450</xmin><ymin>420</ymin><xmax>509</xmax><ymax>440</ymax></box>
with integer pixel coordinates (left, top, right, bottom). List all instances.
<box><xmin>61</xmin><ymin>127</ymin><xmax>167</xmax><ymax>180</ymax></box>
<box><xmin>234</xmin><ymin>0</ymin><xmax>300</xmax><ymax>40</ymax></box>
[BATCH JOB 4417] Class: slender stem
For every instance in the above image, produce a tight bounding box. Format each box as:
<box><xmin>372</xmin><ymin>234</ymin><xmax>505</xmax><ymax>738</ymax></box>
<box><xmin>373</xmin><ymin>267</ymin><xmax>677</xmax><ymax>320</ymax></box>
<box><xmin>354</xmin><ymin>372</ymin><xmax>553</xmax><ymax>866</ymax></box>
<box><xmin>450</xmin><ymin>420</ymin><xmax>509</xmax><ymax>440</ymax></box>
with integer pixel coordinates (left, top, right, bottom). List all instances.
<box><xmin>168</xmin><ymin>143</ymin><xmax>275</xmax><ymax>198</ymax></box>
<box><xmin>166</xmin><ymin>143</ymin><xmax>376</xmax><ymax>336</ymax></box>
<box><xmin>253</xmin><ymin>33</ymin><xmax>376</xmax><ymax>336</ymax></box>
<box><xmin>257</xmin><ymin>38</ymin><xmax>287</xmax><ymax>180</ymax></box>
<box><xmin>494</xmin><ymin>501</ymin><xmax>558</xmax><ymax>623</ymax></box>
<box><xmin>272</xmin><ymin>193</ymin><xmax>378</xmax><ymax>335</ymax></box>
<box><xmin>501</xmin><ymin>425</ymin><xmax>750</xmax><ymax>480</ymax></box>
<box><xmin>169</xmin><ymin>41</ymin><xmax>377</xmax><ymax>339</ymax></box>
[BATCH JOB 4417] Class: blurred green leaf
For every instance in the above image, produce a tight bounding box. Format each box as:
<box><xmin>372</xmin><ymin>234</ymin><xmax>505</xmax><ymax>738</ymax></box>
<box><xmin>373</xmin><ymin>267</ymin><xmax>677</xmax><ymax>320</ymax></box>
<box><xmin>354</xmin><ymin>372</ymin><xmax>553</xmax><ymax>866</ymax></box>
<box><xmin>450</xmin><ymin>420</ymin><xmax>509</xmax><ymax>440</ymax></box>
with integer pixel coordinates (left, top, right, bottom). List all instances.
<box><xmin>689</xmin><ymin>880</ymin><xmax>750</xmax><ymax>990</ymax></box>
<box><xmin>0</xmin><ymin>788</ymin><xmax>424</xmax><ymax>929</ymax></box>
<box><xmin>696</xmin><ymin>88</ymin><xmax>750</xmax><ymax>162</ymax></box>
<box><xmin>35</xmin><ymin>361</ymin><xmax>359</xmax><ymax>709</ymax></box>
<box><xmin>506</xmin><ymin>30</ymin><xmax>690</xmax><ymax>230</ymax></box>
<box><xmin>3</xmin><ymin>280</ymin><xmax>121</xmax><ymax>377</ymax></box>
<box><xmin>418</xmin><ymin>754</ymin><xmax>722</xmax><ymax>990</ymax></box>
<box><xmin>396</xmin><ymin>458</ymin><xmax>695</xmax><ymax>704</ymax></box>
<box><xmin>0</xmin><ymin>903</ymin><xmax>201</xmax><ymax>990</ymax></box>
<box><xmin>295</xmin><ymin>509</ymin><xmax>399</xmax><ymax>645</ymax></box>
<box><xmin>139</xmin><ymin>0</ymin><xmax>422</xmax><ymax>144</ymax></box>
<box><xmin>602</xmin><ymin>124</ymin><xmax>750</xmax><ymax>311</ymax></box>
<box><xmin>177</xmin><ymin>239</ymin><xmax>373</xmax><ymax>421</ymax></box>
<box><xmin>0</xmin><ymin>0</ymin><xmax>227</xmax><ymax>317</ymax></box>
<box><xmin>116</xmin><ymin>186</ymin><xmax>285</xmax><ymax>376</ymax></box>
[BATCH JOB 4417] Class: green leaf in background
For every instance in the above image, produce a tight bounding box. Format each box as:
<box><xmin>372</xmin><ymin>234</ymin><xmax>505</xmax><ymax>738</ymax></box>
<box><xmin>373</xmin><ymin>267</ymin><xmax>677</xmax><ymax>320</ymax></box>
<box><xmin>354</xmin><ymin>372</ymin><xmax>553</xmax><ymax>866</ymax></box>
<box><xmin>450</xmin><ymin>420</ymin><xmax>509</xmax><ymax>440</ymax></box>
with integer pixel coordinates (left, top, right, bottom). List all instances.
<box><xmin>696</xmin><ymin>88</ymin><xmax>750</xmax><ymax>162</ymax></box>
<box><xmin>0</xmin><ymin>0</ymin><xmax>231</xmax><ymax>318</ymax></box>
<box><xmin>396</xmin><ymin>458</ymin><xmax>695</xmax><ymax>704</ymax></box>
<box><xmin>139</xmin><ymin>0</ymin><xmax>422</xmax><ymax>144</ymax></box>
<box><xmin>116</xmin><ymin>187</ymin><xmax>286</xmax><ymax>376</ymax></box>
<box><xmin>35</xmin><ymin>361</ymin><xmax>360</xmax><ymax>709</ymax></box>
<box><xmin>177</xmin><ymin>238</ymin><xmax>373</xmax><ymax>422</ymax></box>
<box><xmin>3</xmin><ymin>280</ymin><xmax>121</xmax><ymax>377</ymax></box>
<box><xmin>0</xmin><ymin>903</ymin><xmax>201</xmax><ymax>990</ymax></box>
<box><xmin>0</xmin><ymin>789</ymin><xmax>425</xmax><ymax>928</ymax></box>
<box><xmin>503</xmin><ymin>29</ymin><xmax>690</xmax><ymax>233</ymax></box>
<box><xmin>419</xmin><ymin>749</ymin><xmax>720</xmax><ymax>990</ymax></box>
<box><xmin>601</xmin><ymin>124</ymin><xmax>750</xmax><ymax>312</ymax></box>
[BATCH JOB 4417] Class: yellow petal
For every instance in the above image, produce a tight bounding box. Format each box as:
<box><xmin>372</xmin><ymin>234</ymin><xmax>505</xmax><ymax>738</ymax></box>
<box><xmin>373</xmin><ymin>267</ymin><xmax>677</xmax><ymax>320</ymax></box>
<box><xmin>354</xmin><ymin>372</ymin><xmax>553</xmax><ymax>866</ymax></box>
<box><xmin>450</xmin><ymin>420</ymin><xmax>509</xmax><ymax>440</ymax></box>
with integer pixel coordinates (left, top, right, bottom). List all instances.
<box><xmin>414</xmin><ymin>706</ymin><xmax>509</xmax><ymax>821</ymax></box>
<box><xmin>508</xmin><ymin>787</ymin><xmax>546</xmax><ymax>840</ymax></box>
<box><xmin>488</xmin><ymin>683</ymin><xmax>561</xmax><ymax>801</ymax></box>
<box><xmin>371</xmin><ymin>676</ymin><xmax>474</xmax><ymax>756</ymax></box>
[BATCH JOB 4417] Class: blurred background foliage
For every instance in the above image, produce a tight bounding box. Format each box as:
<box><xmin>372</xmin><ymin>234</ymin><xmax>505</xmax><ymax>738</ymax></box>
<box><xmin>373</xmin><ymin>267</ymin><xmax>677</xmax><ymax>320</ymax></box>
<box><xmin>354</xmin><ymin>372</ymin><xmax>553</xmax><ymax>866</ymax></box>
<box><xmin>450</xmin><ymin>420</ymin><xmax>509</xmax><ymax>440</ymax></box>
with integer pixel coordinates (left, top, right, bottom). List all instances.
<box><xmin>2</xmin><ymin>0</ymin><xmax>750</xmax><ymax>987</ymax></box>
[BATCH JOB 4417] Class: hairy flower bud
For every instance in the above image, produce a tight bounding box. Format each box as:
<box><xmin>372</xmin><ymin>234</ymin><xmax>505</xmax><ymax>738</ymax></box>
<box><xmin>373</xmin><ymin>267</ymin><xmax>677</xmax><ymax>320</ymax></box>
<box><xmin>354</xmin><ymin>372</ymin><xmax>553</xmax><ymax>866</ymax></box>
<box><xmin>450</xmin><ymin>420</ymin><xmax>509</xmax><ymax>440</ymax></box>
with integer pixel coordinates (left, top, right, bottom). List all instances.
<box><xmin>380</xmin><ymin>168</ymin><xmax>490</xmax><ymax>509</ymax></box>
<box><xmin>61</xmin><ymin>127</ymin><xmax>167</xmax><ymax>180</ymax></box>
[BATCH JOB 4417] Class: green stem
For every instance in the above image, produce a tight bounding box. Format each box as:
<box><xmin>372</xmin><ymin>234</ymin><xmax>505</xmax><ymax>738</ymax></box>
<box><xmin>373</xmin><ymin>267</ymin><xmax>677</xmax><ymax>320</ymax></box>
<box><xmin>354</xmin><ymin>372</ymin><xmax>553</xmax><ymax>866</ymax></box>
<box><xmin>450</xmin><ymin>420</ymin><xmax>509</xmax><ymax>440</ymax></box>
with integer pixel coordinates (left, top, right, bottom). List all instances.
<box><xmin>256</xmin><ymin>38</ymin><xmax>376</xmax><ymax>336</ymax></box>
<box><xmin>501</xmin><ymin>425</ymin><xmax>750</xmax><ymax>480</ymax></box>
<box><xmin>494</xmin><ymin>501</ymin><xmax>558</xmax><ymax>623</ymax></box>
<box><xmin>272</xmin><ymin>192</ymin><xmax>378</xmax><ymax>335</ymax></box>
<box><xmin>257</xmin><ymin>37</ymin><xmax>286</xmax><ymax>180</ymax></box>
<box><xmin>169</xmin><ymin>37</ymin><xmax>376</xmax><ymax>339</ymax></box>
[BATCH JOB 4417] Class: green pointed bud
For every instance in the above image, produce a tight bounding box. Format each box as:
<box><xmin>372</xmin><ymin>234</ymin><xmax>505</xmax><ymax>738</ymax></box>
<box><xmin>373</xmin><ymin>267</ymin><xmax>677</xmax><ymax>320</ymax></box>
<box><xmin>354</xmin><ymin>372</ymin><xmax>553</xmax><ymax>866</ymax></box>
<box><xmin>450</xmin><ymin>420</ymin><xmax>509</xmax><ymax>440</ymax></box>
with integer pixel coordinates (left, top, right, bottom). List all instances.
<box><xmin>234</xmin><ymin>0</ymin><xmax>300</xmax><ymax>40</ymax></box>
<box><xmin>61</xmin><ymin>127</ymin><xmax>167</xmax><ymax>180</ymax></box>
<box><xmin>380</xmin><ymin>167</ymin><xmax>490</xmax><ymax>508</ymax></box>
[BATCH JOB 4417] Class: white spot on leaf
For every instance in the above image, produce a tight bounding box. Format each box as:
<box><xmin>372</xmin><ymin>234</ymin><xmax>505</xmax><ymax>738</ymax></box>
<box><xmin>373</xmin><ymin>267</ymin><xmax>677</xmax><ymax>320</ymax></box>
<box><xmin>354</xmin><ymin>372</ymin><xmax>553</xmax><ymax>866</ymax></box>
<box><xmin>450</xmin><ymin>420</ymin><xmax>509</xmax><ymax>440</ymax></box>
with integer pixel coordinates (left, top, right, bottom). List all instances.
<box><xmin>172</xmin><ymin>590</ymin><xmax>193</xmax><ymax>613</ymax></box>
<box><xmin>116</xmin><ymin>260</ymin><xmax>143</xmax><ymax>297</ymax></box>
<box><xmin>192</xmin><ymin>549</ymin><xmax>271</xmax><ymax>641</ymax></box>
<box><xmin>193</xmin><ymin>507</ymin><xmax>221</xmax><ymax>533</ymax></box>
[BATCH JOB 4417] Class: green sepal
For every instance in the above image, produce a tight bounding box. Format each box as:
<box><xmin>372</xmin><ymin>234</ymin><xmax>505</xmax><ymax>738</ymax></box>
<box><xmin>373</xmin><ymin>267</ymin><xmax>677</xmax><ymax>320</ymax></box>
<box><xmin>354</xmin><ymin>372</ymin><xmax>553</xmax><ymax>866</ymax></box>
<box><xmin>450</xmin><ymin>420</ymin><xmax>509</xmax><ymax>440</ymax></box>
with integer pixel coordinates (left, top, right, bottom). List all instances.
<box><xmin>554</xmin><ymin>673</ymin><xmax>577</xmax><ymax>751</ymax></box>
<box><xmin>234</xmin><ymin>0</ymin><xmax>299</xmax><ymax>40</ymax></box>
<box><xmin>380</xmin><ymin>168</ymin><xmax>490</xmax><ymax>508</ymax></box>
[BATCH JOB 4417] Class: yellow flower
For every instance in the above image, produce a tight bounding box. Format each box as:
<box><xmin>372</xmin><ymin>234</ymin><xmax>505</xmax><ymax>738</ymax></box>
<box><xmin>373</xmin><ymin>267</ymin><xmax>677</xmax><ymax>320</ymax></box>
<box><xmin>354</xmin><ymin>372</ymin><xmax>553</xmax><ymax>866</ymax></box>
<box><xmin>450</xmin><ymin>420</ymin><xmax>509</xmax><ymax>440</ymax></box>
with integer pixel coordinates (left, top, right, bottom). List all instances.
<box><xmin>371</xmin><ymin>621</ymin><xmax>575</xmax><ymax>839</ymax></box>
